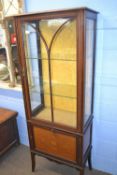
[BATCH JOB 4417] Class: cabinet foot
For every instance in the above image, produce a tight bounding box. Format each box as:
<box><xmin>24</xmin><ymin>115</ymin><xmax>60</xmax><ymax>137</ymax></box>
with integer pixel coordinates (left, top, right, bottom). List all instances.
<box><xmin>31</xmin><ymin>152</ymin><xmax>35</xmax><ymax>172</ymax></box>
<box><xmin>79</xmin><ymin>169</ymin><xmax>84</xmax><ymax>175</ymax></box>
<box><xmin>88</xmin><ymin>149</ymin><xmax>92</xmax><ymax>170</ymax></box>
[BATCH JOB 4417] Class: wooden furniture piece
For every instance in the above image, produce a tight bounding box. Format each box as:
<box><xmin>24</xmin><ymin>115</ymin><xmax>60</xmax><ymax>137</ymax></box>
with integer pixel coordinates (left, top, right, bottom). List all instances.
<box><xmin>0</xmin><ymin>108</ymin><xmax>19</xmax><ymax>156</ymax></box>
<box><xmin>13</xmin><ymin>8</ymin><xmax>98</xmax><ymax>175</ymax></box>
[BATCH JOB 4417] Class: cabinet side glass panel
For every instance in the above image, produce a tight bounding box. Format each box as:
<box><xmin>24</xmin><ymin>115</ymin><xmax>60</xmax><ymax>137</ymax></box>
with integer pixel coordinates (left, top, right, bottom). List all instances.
<box><xmin>84</xmin><ymin>19</ymin><xmax>95</xmax><ymax>125</ymax></box>
<box><xmin>22</xmin><ymin>22</ymin><xmax>52</xmax><ymax>121</ymax></box>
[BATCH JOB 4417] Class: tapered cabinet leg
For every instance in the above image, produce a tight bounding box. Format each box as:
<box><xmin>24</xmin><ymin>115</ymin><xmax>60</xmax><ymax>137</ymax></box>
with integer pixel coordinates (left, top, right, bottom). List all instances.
<box><xmin>88</xmin><ymin>149</ymin><xmax>92</xmax><ymax>170</ymax></box>
<box><xmin>79</xmin><ymin>169</ymin><xmax>84</xmax><ymax>175</ymax></box>
<box><xmin>31</xmin><ymin>152</ymin><xmax>35</xmax><ymax>172</ymax></box>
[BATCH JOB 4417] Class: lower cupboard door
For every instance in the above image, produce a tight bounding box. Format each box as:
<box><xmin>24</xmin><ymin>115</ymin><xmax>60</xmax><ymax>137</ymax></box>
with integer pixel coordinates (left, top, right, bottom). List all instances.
<box><xmin>33</xmin><ymin>127</ymin><xmax>77</xmax><ymax>162</ymax></box>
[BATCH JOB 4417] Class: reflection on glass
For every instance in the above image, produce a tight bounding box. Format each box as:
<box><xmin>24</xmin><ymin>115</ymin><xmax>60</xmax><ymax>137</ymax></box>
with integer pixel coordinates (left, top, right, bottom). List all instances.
<box><xmin>84</xmin><ymin>19</ymin><xmax>95</xmax><ymax>124</ymax></box>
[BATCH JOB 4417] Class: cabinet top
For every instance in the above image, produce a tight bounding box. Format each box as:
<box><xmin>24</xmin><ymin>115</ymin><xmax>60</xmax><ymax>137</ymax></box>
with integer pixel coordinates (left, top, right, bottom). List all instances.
<box><xmin>0</xmin><ymin>108</ymin><xmax>17</xmax><ymax>124</ymax></box>
<box><xmin>5</xmin><ymin>7</ymin><xmax>98</xmax><ymax>19</ymax></box>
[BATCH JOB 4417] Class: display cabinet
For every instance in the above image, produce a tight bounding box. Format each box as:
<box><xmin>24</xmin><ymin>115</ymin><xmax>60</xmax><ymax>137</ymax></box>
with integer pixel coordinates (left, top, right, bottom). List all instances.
<box><xmin>13</xmin><ymin>8</ymin><xmax>97</xmax><ymax>175</ymax></box>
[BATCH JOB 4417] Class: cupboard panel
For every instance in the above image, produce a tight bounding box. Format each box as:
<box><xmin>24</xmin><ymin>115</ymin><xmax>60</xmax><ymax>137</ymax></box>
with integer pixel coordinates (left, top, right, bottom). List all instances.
<box><xmin>33</xmin><ymin>127</ymin><xmax>76</xmax><ymax>161</ymax></box>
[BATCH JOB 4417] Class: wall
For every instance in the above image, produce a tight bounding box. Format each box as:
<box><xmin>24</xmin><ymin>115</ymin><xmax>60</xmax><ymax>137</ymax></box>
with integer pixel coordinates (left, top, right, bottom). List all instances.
<box><xmin>0</xmin><ymin>0</ymin><xmax>117</xmax><ymax>174</ymax></box>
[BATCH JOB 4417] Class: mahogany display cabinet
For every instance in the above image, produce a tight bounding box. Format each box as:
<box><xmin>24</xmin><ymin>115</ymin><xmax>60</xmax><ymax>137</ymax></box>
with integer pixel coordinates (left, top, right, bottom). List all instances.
<box><xmin>13</xmin><ymin>8</ymin><xmax>98</xmax><ymax>175</ymax></box>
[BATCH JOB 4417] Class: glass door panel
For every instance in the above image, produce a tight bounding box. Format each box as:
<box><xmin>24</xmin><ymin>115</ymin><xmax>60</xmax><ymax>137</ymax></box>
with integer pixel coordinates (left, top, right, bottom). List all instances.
<box><xmin>50</xmin><ymin>19</ymin><xmax>77</xmax><ymax>128</ymax></box>
<box><xmin>84</xmin><ymin>19</ymin><xmax>95</xmax><ymax>125</ymax></box>
<box><xmin>22</xmin><ymin>18</ymin><xmax>77</xmax><ymax>128</ymax></box>
<box><xmin>22</xmin><ymin>23</ymin><xmax>52</xmax><ymax>121</ymax></box>
<box><xmin>39</xmin><ymin>18</ymin><xmax>70</xmax><ymax>48</ymax></box>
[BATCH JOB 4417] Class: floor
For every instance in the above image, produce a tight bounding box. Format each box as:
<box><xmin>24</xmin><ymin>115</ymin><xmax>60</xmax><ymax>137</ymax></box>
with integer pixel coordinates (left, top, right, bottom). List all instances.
<box><xmin>0</xmin><ymin>145</ymin><xmax>111</xmax><ymax>175</ymax></box>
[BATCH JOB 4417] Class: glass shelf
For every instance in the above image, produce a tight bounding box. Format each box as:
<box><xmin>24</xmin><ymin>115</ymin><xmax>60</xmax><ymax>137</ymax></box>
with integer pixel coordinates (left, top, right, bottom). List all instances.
<box><xmin>25</xmin><ymin>57</ymin><xmax>76</xmax><ymax>62</ymax></box>
<box><xmin>34</xmin><ymin>107</ymin><xmax>76</xmax><ymax>128</ymax></box>
<box><xmin>30</xmin><ymin>83</ymin><xmax>76</xmax><ymax>99</ymax></box>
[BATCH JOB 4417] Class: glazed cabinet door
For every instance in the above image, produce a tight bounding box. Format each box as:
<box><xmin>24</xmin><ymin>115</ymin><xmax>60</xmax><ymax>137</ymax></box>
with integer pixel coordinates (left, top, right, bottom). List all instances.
<box><xmin>21</xmin><ymin>17</ymin><xmax>78</xmax><ymax>129</ymax></box>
